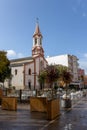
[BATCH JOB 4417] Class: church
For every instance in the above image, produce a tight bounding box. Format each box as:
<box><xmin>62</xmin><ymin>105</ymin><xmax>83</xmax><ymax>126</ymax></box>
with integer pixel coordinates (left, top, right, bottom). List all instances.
<box><xmin>10</xmin><ymin>23</ymin><xmax>48</xmax><ymax>90</ymax></box>
<box><xmin>5</xmin><ymin>22</ymin><xmax>82</xmax><ymax>90</ymax></box>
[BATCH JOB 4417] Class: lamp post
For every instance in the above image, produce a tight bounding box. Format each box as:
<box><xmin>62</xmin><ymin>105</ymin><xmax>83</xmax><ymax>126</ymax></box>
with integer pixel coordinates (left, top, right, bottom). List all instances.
<box><xmin>32</xmin><ymin>72</ymin><xmax>37</xmax><ymax>90</ymax></box>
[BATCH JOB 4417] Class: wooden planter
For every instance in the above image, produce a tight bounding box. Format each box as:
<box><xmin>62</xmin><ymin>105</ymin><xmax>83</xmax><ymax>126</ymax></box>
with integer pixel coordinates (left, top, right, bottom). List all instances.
<box><xmin>0</xmin><ymin>89</ymin><xmax>3</xmax><ymax>97</ymax></box>
<box><xmin>47</xmin><ymin>98</ymin><xmax>60</xmax><ymax>120</ymax></box>
<box><xmin>0</xmin><ymin>89</ymin><xmax>3</xmax><ymax>105</ymax></box>
<box><xmin>30</xmin><ymin>97</ymin><xmax>60</xmax><ymax>120</ymax></box>
<box><xmin>2</xmin><ymin>97</ymin><xmax>17</xmax><ymax>111</ymax></box>
<box><xmin>30</xmin><ymin>97</ymin><xmax>47</xmax><ymax>112</ymax></box>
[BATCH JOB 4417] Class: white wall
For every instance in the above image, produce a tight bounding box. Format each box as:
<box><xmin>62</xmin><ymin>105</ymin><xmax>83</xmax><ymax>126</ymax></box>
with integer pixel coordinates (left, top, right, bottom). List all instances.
<box><xmin>46</xmin><ymin>55</ymin><xmax>68</xmax><ymax>66</ymax></box>
<box><xmin>11</xmin><ymin>66</ymin><xmax>24</xmax><ymax>90</ymax></box>
<box><xmin>46</xmin><ymin>54</ymin><xmax>79</xmax><ymax>82</ymax></box>
<box><xmin>25</xmin><ymin>62</ymin><xmax>34</xmax><ymax>89</ymax></box>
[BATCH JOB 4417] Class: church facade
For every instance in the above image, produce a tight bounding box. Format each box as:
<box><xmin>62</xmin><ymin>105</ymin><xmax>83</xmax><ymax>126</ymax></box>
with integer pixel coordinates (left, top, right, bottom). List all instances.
<box><xmin>10</xmin><ymin>23</ymin><xmax>48</xmax><ymax>90</ymax></box>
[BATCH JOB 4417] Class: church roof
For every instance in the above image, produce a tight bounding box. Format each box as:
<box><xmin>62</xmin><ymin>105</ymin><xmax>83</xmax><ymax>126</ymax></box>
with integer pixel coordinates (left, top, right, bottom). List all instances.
<box><xmin>10</xmin><ymin>56</ymin><xmax>33</xmax><ymax>67</ymax></box>
<box><xmin>10</xmin><ymin>56</ymin><xmax>33</xmax><ymax>62</ymax></box>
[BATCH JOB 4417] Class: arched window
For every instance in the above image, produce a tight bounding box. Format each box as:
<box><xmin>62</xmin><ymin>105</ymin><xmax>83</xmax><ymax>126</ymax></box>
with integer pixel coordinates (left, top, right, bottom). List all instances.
<box><xmin>28</xmin><ymin>68</ymin><xmax>31</xmax><ymax>75</ymax></box>
<box><xmin>35</xmin><ymin>38</ymin><xmax>37</xmax><ymax>45</ymax></box>
<box><xmin>15</xmin><ymin>69</ymin><xmax>17</xmax><ymax>75</ymax></box>
<box><xmin>28</xmin><ymin>81</ymin><xmax>31</xmax><ymax>89</ymax></box>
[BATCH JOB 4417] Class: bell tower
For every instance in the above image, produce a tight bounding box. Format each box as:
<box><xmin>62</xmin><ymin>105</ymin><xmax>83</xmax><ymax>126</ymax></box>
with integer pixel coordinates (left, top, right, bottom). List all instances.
<box><xmin>32</xmin><ymin>20</ymin><xmax>44</xmax><ymax>57</ymax></box>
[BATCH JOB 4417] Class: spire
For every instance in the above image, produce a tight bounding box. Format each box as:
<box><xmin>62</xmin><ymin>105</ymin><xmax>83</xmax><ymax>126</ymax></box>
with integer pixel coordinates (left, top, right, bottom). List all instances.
<box><xmin>32</xmin><ymin>19</ymin><xmax>44</xmax><ymax>57</ymax></box>
<box><xmin>33</xmin><ymin>18</ymin><xmax>42</xmax><ymax>37</ymax></box>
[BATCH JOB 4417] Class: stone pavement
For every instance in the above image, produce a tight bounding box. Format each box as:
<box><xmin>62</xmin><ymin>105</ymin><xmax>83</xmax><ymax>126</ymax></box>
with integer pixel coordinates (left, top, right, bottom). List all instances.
<box><xmin>0</xmin><ymin>97</ymin><xmax>87</xmax><ymax>130</ymax></box>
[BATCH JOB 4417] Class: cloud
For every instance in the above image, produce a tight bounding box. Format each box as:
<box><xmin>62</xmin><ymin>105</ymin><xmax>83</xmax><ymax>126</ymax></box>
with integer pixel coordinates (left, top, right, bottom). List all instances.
<box><xmin>7</xmin><ymin>50</ymin><xmax>24</xmax><ymax>59</ymax></box>
<box><xmin>7</xmin><ymin>50</ymin><xmax>16</xmax><ymax>57</ymax></box>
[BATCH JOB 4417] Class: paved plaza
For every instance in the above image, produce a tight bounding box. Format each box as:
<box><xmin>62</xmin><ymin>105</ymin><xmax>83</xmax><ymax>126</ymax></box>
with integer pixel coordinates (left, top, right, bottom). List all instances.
<box><xmin>0</xmin><ymin>97</ymin><xmax>87</xmax><ymax>130</ymax></box>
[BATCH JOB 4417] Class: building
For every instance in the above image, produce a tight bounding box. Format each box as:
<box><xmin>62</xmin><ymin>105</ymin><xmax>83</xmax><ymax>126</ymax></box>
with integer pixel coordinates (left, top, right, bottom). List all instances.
<box><xmin>4</xmin><ymin>23</ymin><xmax>84</xmax><ymax>90</ymax></box>
<box><xmin>84</xmin><ymin>75</ymin><xmax>87</xmax><ymax>88</ymax></box>
<box><xmin>9</xmin><ymin>23</ymin><xmax>48</xmax><ymax>90</ymax></box>
<box><xmin>46</xmin><ymin>54</ymin><xmax>79</xmax><ymax>82</ymax></box>
<box><xmin>78</xmin><ymin>68</ymin><xmax>85</xmax><ymax>79</ymax></box>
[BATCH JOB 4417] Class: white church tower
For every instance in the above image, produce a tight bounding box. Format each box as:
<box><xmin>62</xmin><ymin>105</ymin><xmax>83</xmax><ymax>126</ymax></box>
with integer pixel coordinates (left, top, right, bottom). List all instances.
<box><xmin>32</xmin><ymin>21</ymin><xmax>44</xmax><ymax>57</ymax></box>
<box><xmin>8</xmin><ymin>21</ymin><xmax>47</xmax><ymax>90</ymax></box>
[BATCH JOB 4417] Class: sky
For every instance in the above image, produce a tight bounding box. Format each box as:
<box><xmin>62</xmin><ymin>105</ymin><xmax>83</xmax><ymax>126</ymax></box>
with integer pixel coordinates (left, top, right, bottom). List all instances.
<box><xmin>0</xmin><ymin>0</ymin><xmax>87</xmax><ymax>74</ymax></box>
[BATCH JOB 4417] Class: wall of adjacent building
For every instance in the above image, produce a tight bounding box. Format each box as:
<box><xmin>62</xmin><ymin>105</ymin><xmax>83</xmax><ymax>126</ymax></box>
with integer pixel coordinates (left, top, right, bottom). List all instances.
<box><xmin>46</xmin><ymin>54</ymin><xmax>79</xmax><ymax>82</ymax></box>
<box><xmin>46</xmin><ymin>54</ymin><xmax>68</xmax><ymax>66</ymax></box>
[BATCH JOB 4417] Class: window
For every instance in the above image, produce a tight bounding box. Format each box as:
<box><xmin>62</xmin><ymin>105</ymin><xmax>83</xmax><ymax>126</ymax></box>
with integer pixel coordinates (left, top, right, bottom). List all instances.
<box><xmin>40</xmin><ymin>61</ymin><xmax>44</xmax><ymax>71</ymax></box>
<box><xmin>28</xmin><ymin>68</ymin><xmax>31</xmax><ymax>75</ymax></box>
<box><xmin>28</xmin><ymin>81</ymin><xmax>31</xmax><ymax>89</ymax></box>
<box><xmin>35</xmin><ymin>38</ymin><xmax>37</xmax><ymax>45</ymax></box>
<box><xmin>15</xmin><ymin>69</ymin><xmax>17</xmax><ymax>75</ymax></box>
<box><xmin>40</xmin><ymin>38</ymin><xmax>42</xmax><ymax>45</ymax></box>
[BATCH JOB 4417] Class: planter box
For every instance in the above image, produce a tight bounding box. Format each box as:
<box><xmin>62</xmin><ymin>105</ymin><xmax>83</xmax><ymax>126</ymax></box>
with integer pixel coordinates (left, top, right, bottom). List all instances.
<box><xmin>0</xmin><ymin>89</ymin><xmax>3</xmax><ymax>98</ymax></box>
<box><xmin>30</xmin><ymin>97</ymin><xmax>60</xmax><ymax>120</ymax></box>
<box><xmin>47</xmin><ymin>98</ymin><xmax>60</xmax><ymax>120</ymax></box>
<box><xmin>30</xmin><ymin>97</ymin><xmax>47</xmax><ymax>112</ymax></box>
<box><xmin>0</xmin><ymin>89</ymin><xmax>3</xmax><ymax>105</ymax></box>
<box><xmin>2</xmin><ymin>97</ymin><xmax>17</xmax><ymax>111</ymax></box>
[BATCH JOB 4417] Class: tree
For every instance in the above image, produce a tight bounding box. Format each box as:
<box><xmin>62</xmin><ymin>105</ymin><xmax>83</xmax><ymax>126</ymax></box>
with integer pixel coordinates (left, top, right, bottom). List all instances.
<box><xmin>38</xmin><ymin>65</ymin><xmax>59</xmax><ymax>89</ymax></box>
<box><xmin>57</xmin><ymin>65</ymin><xmax>68</xmax><ymax>87</ymax></box>
<box><xmin>38</xmin><ymin>71</ymin><xmax>47</xmax><ymax>89</ymax></box>
<box><xmin>0</xmin><ymin>51</ymin><xmax>11</xmax><ymax>83</ymax></box>
<box><xmin>61</xmin><ymin>70</ymin><xmax>72</xmax><ymax>85</ymax></box>
<box><xmin>60</xmin><ymin>70</ymin><xmax>72</xmax><ymax>95</ymax></box>
<box><xmin>45</xmin><ymin>65</ymin><xmax>59</xmax><ymax>88</ymax></box>
<box><xmin>57</xmin><ymin>65</ymin><xmax>68</xmax><ymax>75</ymax></box>
<box><xmin>59</xmin><ymin>69</ymin><xmax>73</xmax><ymax>108</ymax></box>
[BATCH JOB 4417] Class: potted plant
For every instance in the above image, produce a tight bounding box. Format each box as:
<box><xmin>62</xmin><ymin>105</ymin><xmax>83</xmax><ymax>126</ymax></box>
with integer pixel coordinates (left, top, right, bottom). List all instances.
<box><xmin>36</xmin><ymin>65</ymin><xmax>60</xmax><ymax>120</ymax></box>
<box><xmin>38</xmin><ymin>65</ymin><xmax>59</xmax><ymax>98</ymax></box>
